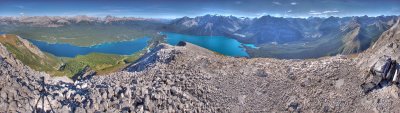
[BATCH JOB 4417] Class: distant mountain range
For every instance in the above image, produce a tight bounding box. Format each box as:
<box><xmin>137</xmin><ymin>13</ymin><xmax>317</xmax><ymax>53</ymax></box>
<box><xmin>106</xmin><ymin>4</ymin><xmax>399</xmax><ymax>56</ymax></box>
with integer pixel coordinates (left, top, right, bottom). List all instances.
<box><xmin>1</xmin><ymin>15</ymin><xmax>399</xmax><ymax>58</ymax></box>
<box><xmin>169</xmin><ymin>15</ymin><xmax>396</xmax><ymax>42</ymax></box>
<box><xmin>167</xmin><ymin>15</ymin><xmax>399</xmax><ymax>58</ymax></box>
<box><xmin>0</xmin><ymin>15</ymin><xmax>167</xmax><ymax>46</ymax></box>
<box><xmin>0</xmin><ymin>15</ymin><xmax>168</xmax><ymax>27</ymax></box>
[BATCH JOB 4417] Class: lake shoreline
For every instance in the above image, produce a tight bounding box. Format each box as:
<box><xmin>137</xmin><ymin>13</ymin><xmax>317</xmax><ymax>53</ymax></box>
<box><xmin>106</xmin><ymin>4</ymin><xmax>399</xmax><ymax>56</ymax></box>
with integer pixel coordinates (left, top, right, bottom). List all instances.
<box><xmin>29</xmin><ymin>37</ymin><xmax>150</xmax><ymax>57</ymax></box>
<box><xmin>162</xmin><ymin>32</ymin><xmax>252</xmax><ymax>57</ymax></box>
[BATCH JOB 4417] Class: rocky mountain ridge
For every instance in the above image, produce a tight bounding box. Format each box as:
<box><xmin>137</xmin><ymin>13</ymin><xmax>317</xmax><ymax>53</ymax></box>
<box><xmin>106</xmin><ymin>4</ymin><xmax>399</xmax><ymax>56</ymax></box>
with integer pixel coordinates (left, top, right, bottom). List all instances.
<box><xmin>0</xmin><ymin>17</ymin><xmax>400</xmax><ymax>112</ymax></box>
<box><xmin>170</xmin><ymin>15</ymin><xmax>397</xmax><ymax>43</ymax></box>
<box><xmin>170</xmin><ymin>15</ymin><xmax>399</xmax><ymax>58</ymax></box>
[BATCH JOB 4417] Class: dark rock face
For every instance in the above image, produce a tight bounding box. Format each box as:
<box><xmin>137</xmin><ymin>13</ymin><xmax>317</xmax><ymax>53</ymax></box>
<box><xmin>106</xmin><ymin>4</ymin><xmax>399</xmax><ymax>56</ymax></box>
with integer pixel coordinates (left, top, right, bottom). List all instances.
<box><xmin>362</xmin><ymin>56</ymin><xmax>400</xmax><ymax>94</ymax></box>
<box><xmin>176</xmin><ymin>41</ymin><xmax>187</xmax><ymax>46</ymax></box>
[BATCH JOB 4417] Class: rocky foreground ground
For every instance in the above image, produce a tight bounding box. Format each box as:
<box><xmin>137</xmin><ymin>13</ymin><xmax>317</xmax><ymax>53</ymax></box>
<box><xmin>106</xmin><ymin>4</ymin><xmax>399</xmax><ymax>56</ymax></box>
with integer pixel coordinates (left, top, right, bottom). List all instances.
<box><xmin>1</xmin><ymin>20</ymin><xmax>400</xmax><ymax>113</ymax></box>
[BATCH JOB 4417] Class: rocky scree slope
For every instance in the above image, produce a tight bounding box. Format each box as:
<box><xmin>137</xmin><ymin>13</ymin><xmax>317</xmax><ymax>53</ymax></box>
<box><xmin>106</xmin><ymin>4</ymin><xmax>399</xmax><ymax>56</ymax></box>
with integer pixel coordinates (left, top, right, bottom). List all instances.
<box><xmin>359</xmin><ymin>18</ymin><xmax>400</xmax><ymax>68</ymax></box>
<box><xmin>1</xmin><ymin>20</ymin><xmax>400</xmax><ymax>112</ymax></box>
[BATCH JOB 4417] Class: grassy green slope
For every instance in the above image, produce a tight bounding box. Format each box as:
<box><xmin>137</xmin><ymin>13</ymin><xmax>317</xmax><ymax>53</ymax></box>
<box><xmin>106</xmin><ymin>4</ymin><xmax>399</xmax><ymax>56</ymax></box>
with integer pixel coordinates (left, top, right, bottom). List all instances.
<box><xmin>0</xmin><ymin>34</ymin><xmax>63</xmax><ymax>75</ymax></box>
<box><xmin>0</xmin><ymin>34</ymin><xmax>145</xmax><ymax>78</ymax></box>
<box><xmin>60</xmin><ymin>52</ymin><xmax>143</xmax><ymax>78</ymax></box>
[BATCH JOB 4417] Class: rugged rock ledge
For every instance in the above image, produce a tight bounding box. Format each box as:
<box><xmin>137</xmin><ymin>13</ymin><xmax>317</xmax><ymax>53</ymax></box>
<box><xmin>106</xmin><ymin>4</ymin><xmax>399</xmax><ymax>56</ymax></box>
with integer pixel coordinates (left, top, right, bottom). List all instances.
<box><xmin>1</xmin><ymin>19</ymin><xmax>400</xmax><ymax>113</ymax></box>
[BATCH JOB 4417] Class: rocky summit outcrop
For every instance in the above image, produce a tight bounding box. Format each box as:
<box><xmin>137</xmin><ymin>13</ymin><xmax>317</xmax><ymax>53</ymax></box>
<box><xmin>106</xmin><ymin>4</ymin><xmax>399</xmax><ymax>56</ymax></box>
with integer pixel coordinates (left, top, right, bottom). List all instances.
<box><xmin>1</xmin><ymin>19</ymin><xmax>400</xmax><ymax>112</ymax></box>
<box><xmin>358</xmin><ymin>17</ymin><xmax>400</xmax><ymax>69</ymax></box>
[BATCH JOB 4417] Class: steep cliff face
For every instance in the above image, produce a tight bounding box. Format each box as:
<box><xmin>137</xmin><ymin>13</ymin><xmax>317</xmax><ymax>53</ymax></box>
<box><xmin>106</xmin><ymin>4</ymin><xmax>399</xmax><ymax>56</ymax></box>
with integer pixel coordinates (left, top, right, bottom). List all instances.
<box><xmin>1</xmin><ymin>19</ymin><xmax>400</xmax><ymax>112</ymax></box>
<box><xmin>339</xmin><ymin>16</ymin><xmax>394</xmax><ymax>55</ymax></box>
<box><xmin>341</xmin><ymin>26</ymin><xmax>361</xmax><ymax>54</ymax></box>
<box><xmin>16</xmin><ymin>35</ymin><xmax>46</xmax><ymax>58</ymax></box>
<box><xmin>358</xmin><ymin>17</ymin><xmax>400</xmax><ymax>69</ymax></box>
<box><xmin>0</xmin><ymin>34</ymin><xmax>44</xmax><ymax>57</ymax></box>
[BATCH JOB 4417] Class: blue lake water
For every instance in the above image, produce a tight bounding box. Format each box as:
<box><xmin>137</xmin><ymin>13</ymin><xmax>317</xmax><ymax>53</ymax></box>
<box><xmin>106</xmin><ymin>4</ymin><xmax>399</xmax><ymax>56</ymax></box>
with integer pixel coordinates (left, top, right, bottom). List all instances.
<box><xmin>29</xmin><ymin>32</ymin><xmax>252</xmax><ymax>57</ymax></box>
<box><xmin>163</xmin><ymin>32</ymin><xmax>249</xmax><ymax>57</ymax></box>
<box><xmin>29</xmin><ymin>37</ymin><xmax>150</xmax><ymax>57</ymax></box>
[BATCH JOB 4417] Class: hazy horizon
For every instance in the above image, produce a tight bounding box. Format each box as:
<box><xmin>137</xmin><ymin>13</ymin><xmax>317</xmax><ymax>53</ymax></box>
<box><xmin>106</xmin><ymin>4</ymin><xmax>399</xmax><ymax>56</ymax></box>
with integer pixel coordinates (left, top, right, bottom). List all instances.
<box><xmin>1</xmin><ymin>14</ymin><xmax>400</xmax><ymax>20</ymax></box>
<box><xmin>1</xmin><ymin>0</ymin><xmax>400</xmax><ymax>19</ymax></box>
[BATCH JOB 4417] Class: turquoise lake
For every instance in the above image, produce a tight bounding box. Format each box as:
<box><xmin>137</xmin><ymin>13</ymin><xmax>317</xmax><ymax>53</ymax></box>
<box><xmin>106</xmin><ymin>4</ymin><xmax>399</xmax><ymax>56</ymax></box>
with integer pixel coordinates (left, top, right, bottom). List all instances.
<box><xmin>29</xmin><ymin>37</ymin><xmax>150</xmax><ymax>57</ymax></box>
<box><xmin>163</xmin><ymin>32</ymin><xmax>250</xmax><ymax>57</ymax></box>
<box><xmin>28</xmin><ymin>32</ymin><xmax>254</xmax><ymax>58</ymax></box>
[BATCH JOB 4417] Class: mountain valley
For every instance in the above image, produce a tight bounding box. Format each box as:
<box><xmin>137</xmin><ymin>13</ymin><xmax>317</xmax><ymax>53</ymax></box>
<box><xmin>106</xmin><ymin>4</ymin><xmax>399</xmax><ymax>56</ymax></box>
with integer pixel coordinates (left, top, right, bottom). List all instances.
<box><xmin>168</xmin><ymin>15</ymin><xmax>398</xmax><ymax>58</ymax></box>
<box><xmin>0</xmin><ymin>18</ymin><xmax>399</xmax><ymax>112</ymax></box>
<box><xmin>1</xmin><ymin>15</ymin><xmax>398</xmax><ymax>59</ymax></box>
<box><xmin>2</xmin><ymin>0</ymin><xmax>400</xmax><ymax>112</ymax></box>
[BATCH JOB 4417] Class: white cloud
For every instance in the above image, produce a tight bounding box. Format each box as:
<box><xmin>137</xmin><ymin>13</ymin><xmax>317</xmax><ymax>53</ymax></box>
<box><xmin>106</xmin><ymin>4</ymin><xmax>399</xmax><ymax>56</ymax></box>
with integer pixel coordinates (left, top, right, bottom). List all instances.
<box><xmin>322</xmin><ymin>10</ymin><xmax>340</xmax><ymax>13</ymax></box>
<box><xmin>309</xmin><ymin>10</ymin><xmax>340</xmax><ymax>15</ymax></box>
<box><xmin>272</xmin><ymin>2</ymin><xmax>281</xmax><ymax>5</ymax></box>
<box><xmin>287</xmin><ymin>10</ymin><xmax>292</xmax><ymax>13</ymax></box>
<box><xmin>19</xmin><ymin>12</ymin><xmax>24</xmax><ymax>15</ymax></box>
<box><xmin>308</xmin><ymin>10</ymin><xmax>340</xmax><ymax>16</ymax></box>
<box><xmin>290</xmin><ymin>2</ymin><xmax>297</xmax><ymax>5</ymax></box>
<box><xmin>309</xmin><ymin>10</ymin><xmax>321</xmax><ymax>15</ymax></box>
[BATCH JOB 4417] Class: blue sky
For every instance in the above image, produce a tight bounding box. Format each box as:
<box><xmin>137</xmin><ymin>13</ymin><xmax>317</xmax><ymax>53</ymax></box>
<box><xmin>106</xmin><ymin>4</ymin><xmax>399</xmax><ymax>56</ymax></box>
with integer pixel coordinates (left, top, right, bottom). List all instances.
<box><xmin>1</xmin><ymin>0</ymin><xmax>399</xmax><ymax>18</ymax></box>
